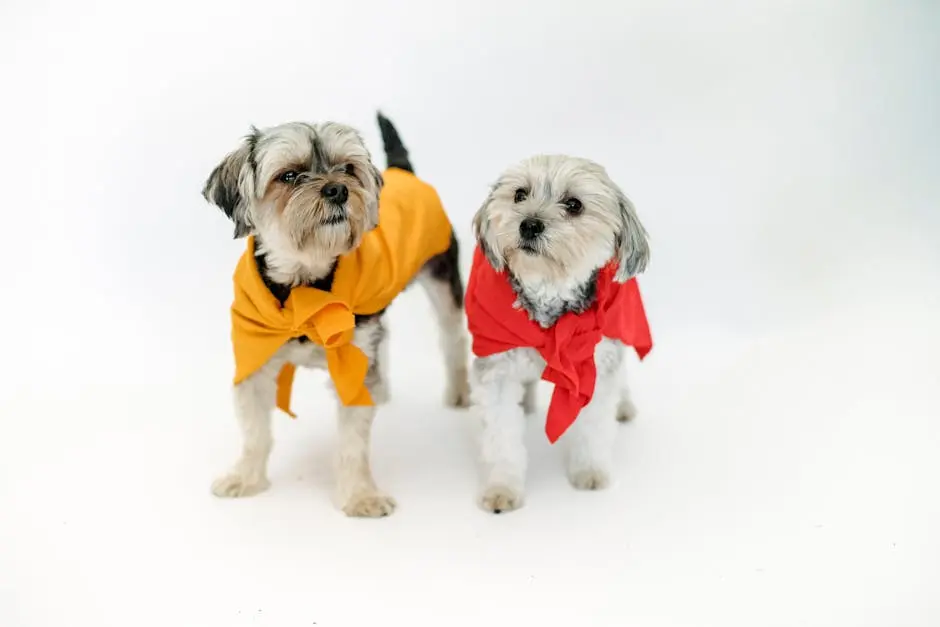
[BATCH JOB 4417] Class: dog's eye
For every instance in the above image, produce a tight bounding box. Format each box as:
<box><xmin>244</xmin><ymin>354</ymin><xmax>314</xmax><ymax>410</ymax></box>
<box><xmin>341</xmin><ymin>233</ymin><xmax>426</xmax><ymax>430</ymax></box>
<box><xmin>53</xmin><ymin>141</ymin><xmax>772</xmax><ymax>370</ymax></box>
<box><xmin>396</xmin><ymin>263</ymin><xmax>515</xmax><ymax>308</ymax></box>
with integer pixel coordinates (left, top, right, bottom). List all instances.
<box><xmin>278</xmin><ymin>171</ymin><xmax>299</xmax><ymax>184</ymax></box>
<box><xmin>344</xmin><ymin>164</ymin><xmax>355</xmax><ymax>176</ymax></box>
<box><xmin>564</xmin><ymin>198</ymin><xmax>583</xmax><ymax>215</ymax></box>
<box><xmin>513</xmin><ymin>188</ymin><xmax>528</xmax><ymax>203</ymax></box>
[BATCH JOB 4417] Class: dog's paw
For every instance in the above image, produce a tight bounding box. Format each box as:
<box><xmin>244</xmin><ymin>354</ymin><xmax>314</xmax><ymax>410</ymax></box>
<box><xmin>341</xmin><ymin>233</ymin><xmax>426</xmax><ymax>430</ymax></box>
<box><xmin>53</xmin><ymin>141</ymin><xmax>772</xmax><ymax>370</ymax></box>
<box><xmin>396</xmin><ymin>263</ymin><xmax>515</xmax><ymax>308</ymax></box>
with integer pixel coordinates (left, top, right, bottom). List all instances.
<box><xmin>444</xmin><ymin>375</ymin><xmax>471</xmax><ymax>409</ymax></box>
<box><xmin>568</xmin><ymin>468</ymin><xmax>611</xmax><ymax>491</ymax></box>
<box><xmin>479</xmin><ymin>485</ymin><xmax>524</xmax><ymax>514</ymax></box>
<box><xmin>343</xmin><ymin>492</ymin><xmax>397</xmax><ymax>518</ymax></box>
<box><xmin>616</xmin><ymin>397</ymin><xmax>638</xmax><ymax>422</ymax></box>
<box><xmin>211</xmin><ymin>472</ymin><xmax>270</xmax><ymax>498</ymax></box>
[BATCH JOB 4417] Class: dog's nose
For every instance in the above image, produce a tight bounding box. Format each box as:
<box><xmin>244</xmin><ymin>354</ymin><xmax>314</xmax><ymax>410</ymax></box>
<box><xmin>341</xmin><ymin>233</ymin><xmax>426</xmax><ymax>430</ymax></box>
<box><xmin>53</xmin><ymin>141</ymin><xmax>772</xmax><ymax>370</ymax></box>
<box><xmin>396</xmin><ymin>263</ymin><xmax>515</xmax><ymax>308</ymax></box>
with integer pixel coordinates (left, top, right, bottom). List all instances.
<box><xmin>322</xmin><ymin>182</ymin><xmax>348</xmax><ymax>204</ymax></box>
<box><xmin>519</xmin><ymin>217</ymin><xmax>545</xmax><ymax>241</ymax></box>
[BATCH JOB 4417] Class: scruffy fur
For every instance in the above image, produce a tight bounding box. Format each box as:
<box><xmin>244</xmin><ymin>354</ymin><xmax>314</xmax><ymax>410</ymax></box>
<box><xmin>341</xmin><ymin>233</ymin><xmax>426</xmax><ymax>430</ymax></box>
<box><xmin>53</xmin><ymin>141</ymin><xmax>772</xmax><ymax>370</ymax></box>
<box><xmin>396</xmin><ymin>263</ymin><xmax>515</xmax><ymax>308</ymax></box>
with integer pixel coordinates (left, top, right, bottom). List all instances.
<box><xmin>202</xmin><ymin>113</ymin><xmax>470</xmax><ymax>517</ymax></box>
<box><xmin>470</xmin><ymin>155</ymin><xmax>650</xmax><ymax>513</ymax></box>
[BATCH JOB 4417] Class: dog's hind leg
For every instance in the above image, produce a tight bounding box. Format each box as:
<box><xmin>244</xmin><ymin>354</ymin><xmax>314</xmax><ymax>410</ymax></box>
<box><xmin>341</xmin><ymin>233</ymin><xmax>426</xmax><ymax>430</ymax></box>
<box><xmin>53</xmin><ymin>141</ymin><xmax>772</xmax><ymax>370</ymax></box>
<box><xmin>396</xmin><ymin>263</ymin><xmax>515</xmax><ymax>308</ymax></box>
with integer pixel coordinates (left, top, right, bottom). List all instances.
<box><xmin>377</xmin><ymin>112</ymin><xmax>469</xmax><ymax>406</ymax></box>
<box><xmin>419</xmin><ymin>233</ymin><xmax>471</xmax><ymax>408</ymax></box>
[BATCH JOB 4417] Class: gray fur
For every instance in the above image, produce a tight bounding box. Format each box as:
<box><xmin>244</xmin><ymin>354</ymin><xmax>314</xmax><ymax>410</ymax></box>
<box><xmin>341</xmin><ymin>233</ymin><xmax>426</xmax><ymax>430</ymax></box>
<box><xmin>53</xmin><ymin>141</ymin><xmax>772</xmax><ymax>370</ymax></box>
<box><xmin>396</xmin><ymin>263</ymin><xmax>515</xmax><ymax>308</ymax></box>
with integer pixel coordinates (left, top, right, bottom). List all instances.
<box><xmin>509</xmin><ymin>268</ymin><xmax>599</xmax><ymax>328</ymax></box>
<box><xmin>201</xmin><ymin>133</ymin><xmax>257</xmax><ymax>238</ymax></box>
<box><xmin>472</xmin><ymin>189</ymin><xmax>505</xmax><ymax>271</ymax></box>
<box><xmin>613</xmin><ymin>190</ymin><xmax>650</xmax><ymax>282</ymax></box>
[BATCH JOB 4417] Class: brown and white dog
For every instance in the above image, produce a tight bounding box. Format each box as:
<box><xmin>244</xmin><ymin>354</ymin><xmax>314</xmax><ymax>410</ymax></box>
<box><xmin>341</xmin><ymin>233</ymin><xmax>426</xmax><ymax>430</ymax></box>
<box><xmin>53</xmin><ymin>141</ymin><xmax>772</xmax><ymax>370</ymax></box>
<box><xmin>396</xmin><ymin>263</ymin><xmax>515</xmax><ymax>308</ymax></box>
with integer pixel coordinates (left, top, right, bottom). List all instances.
<box><xmin>202</xmin><ymin>113</ymin><xmax>469</xmax><ymax>517</ymax></box>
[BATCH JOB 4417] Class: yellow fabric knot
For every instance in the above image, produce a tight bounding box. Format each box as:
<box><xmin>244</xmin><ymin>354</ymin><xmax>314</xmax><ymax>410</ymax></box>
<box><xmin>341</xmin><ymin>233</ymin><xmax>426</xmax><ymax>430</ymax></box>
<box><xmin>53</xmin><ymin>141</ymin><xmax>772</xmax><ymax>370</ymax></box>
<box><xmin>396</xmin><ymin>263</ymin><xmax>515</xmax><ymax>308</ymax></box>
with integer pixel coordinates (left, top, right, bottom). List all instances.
<box><xmin>284</xmin><ymin>291</ymin><xmax>372</xmax><ymax>415</ymax></box>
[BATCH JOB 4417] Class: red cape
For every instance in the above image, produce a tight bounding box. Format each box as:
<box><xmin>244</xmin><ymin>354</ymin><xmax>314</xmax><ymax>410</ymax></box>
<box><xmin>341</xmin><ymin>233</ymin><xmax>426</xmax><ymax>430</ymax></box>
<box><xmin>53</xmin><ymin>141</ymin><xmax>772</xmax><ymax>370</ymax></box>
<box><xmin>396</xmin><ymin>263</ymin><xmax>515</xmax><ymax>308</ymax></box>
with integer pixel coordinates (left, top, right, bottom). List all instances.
<box><xmin>465</xmin><ymin>247</ymin><xmax>653</xmax><ymax>443</ymax></box>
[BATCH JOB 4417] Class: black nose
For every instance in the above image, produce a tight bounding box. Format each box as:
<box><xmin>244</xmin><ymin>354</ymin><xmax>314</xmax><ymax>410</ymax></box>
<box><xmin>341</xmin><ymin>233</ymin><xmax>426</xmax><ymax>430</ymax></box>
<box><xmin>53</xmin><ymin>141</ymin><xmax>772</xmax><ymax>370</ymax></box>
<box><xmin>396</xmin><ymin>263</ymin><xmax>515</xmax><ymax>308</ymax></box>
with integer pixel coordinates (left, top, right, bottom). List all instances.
<box><xmin>322</xmin><ymin>182</ymin><xmax>348</xmax><ymax>204</ymax></box>
<box><xmin>519</xmin><ymin>217</ymin><xmax>545</xmax><ymax>241</ymax></box>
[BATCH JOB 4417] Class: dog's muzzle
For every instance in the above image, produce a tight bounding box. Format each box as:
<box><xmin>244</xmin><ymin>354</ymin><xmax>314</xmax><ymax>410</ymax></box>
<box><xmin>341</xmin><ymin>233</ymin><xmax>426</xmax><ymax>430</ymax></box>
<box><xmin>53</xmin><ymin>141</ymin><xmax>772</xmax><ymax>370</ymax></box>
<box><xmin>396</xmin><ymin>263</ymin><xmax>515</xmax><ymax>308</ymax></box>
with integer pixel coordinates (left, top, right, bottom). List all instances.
<box><xmin>519</xmin><ymin>217</ymin><xmax>545</xmax><ymax>253</ymax></box>
<box><xmin>319</xmin><ymin>183</ymin><xmax>349</xmax><ymax>225</ymax></box>
<box><xmin>322</xmin><ymin>182</ymin><xmax>348</xmax><ymax>205</ymax></box>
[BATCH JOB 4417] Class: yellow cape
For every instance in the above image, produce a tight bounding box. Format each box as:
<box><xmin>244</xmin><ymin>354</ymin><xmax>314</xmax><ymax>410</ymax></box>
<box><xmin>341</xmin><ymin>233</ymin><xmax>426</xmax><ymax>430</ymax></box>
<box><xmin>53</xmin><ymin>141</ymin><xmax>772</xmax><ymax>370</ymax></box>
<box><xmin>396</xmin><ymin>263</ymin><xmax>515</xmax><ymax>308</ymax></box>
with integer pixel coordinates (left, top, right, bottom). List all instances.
<box><xmin>230</xmin><ymin>167</ymin><xmax>453</xmax><ymax>416</ymax></box>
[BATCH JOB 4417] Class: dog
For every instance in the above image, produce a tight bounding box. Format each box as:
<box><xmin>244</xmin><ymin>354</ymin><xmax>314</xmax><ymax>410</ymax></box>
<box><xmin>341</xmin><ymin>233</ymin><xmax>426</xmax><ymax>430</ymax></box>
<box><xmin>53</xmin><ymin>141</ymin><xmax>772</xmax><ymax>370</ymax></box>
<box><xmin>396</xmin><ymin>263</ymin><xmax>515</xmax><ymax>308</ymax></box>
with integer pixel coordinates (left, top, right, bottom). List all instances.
<box><xmin>465</xmin><ymin>154</ymin><xmax>653</xmax><ymax>513</ymax></box>
<box><xmin>202</xmin><ymin>113</ymin><xmax>470</xmax><ymax>517</ymax></box>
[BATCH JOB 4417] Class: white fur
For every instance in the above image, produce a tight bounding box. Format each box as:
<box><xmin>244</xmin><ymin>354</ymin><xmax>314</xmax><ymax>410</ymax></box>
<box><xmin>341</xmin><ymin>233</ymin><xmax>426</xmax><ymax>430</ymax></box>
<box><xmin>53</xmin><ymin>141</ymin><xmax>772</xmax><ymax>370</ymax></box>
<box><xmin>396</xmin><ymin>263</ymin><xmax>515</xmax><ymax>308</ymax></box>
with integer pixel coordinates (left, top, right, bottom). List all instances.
<box><xmin>472</xmin><ymin>339</ymin><xmax>632</xmax><ymax>513</ymax></box>
<box><xmin>469</xmin><ymin>154</ymin><xmax>650</xmax><ymax>513</ymax></box>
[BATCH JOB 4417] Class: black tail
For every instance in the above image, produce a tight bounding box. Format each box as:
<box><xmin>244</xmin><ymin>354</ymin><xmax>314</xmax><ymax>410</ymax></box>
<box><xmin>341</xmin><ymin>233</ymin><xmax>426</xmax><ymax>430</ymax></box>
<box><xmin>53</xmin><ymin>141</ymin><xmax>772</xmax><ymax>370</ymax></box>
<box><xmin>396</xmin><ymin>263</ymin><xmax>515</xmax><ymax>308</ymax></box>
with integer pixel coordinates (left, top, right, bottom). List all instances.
<box><xmin>377</xmin><ymin>111</ymin><xmax>414</xmax><ymax>173</ymax></box>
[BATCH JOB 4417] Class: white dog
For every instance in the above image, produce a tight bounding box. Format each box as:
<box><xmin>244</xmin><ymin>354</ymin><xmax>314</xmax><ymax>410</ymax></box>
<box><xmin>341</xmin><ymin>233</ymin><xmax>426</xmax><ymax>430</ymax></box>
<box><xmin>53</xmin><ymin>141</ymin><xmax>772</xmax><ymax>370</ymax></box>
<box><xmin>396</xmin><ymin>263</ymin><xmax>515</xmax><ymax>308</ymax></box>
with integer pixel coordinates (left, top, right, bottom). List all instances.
<box><xmin>465</xmin><ymin>155</ymin><xmax>653</xmax><ymax>513</ymax></box>
<box><xmin>202</xmin><ymin>113</ymin><xmax>469</xmax><ymax>517</ymax></box>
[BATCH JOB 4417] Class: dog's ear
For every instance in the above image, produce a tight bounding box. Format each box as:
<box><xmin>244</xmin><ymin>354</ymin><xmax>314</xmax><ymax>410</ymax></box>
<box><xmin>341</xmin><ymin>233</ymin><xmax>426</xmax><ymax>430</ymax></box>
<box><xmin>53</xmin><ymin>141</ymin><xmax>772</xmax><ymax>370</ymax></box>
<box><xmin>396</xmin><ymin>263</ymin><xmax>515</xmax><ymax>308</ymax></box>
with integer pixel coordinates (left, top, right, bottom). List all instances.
<box><xmin>612</xmin><ymin>187</ymin><xmax>650</xmax><ymax>282</ymax></box>
<box><xmin>201</xmin><ymin>130</ymin><xmax>258</xmax><ymax>239</ymax></box>
<box><xmin>364</xmin><ymin>163</ymin><xmax>384</xmax><ymax>231</ymax></box>
<box><xmin>472</xmin><ymin>188</ymin><xmax>504</xmax><ymax>271</ymax></box>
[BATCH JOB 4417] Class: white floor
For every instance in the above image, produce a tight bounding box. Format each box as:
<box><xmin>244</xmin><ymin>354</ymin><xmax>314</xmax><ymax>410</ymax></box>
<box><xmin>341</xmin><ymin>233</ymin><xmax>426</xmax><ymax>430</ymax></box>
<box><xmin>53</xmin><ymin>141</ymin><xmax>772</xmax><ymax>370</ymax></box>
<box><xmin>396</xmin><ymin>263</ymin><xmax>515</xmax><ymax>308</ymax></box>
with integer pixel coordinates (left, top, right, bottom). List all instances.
<box><xmin>2</xmin><ymin>1</ymin><xmax>939</xmax><ymax>626</ymax></box>
<box><xmin>3</xmin><ymin>255</ymin><xmax>938</xmax><ymax>626</ymax></box>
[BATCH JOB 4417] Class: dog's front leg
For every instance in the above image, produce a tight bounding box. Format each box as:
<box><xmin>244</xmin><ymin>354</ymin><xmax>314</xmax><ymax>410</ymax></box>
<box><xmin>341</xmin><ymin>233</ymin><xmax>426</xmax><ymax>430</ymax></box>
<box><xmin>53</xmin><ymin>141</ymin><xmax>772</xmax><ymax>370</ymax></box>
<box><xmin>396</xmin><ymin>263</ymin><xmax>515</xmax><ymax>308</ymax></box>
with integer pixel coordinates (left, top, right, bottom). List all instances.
<box><xmin>335</xmin><ymin>404</ymin><xmax>396</xmax><ymax>518</ymax></box>
<box><xmin>563</xmin><ymin>340</ymin><xmax>623</xmax><ymax>490</ymax></box>
<box><xmin>211</xmin><ymin>363</ymin><xmax>280</xmax><ymax>498</ymax></box>
<box><xmin>473</xmin><ymin>352</ymin><xmax>530</xmax><ymax>514</ymax></box>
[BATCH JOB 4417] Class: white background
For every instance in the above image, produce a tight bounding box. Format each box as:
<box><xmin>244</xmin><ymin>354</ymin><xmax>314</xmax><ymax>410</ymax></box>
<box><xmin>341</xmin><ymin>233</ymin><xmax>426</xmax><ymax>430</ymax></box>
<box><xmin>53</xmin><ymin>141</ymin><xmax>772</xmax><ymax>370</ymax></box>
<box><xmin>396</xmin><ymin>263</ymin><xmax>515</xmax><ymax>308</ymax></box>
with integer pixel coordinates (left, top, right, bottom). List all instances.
<box><xmin>2</xmin><ymin>1</ymin><xmax>938</xmax><ymax>625</ymax></box>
